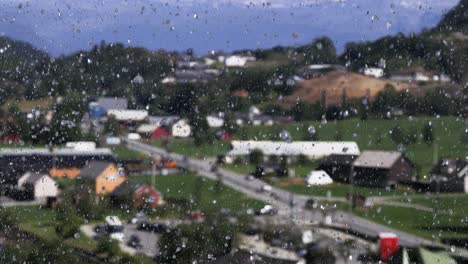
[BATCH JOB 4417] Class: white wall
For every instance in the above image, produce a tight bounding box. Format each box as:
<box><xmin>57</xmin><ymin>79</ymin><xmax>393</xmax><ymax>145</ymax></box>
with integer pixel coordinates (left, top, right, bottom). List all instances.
<box><xmin>464</xmin><ymin>177</ymin><xmax>468</xmax><ymax>194</ymax></box>
<box><xmin>172</xmin><ymin>119</ymin><xmax>191</xmax><ymax>138</ymax></box>
<box><xmin>33</xmin><ymin>176</ymin><xmax>59</xmax><ymax>199</ymax></box>
<box><xmin>227</xmin><ymin>141</ymin><xmax>360</xmax><ymax>160</ymax></box>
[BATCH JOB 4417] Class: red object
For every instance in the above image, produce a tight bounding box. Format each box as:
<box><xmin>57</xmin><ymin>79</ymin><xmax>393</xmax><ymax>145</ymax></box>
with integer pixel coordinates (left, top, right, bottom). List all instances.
<box><xmin>152</xmin><ymin>127</ymin><xmax>171</xmax><ymax>140</ymax></box>
<box><xmin>134</xmin><ymin>184</ymin><xmax>161</xmax><ymax>209</ymax></box>
<box><xmin>191</xmin><ymin>210</ymin><xmax>204</xmax><ymax>221</ymax></box>
<box><xmin>379</xmin><ymin>233</ymin><xmax>399</xmax><ymax>262</ymax></box>
<box><xmin>0</xmin><ymin>134</ymin><xmax>21</xmax><ymax>143</ymax></box>
<box><xmin>219</xmin><ymin>132</ymin><xmax>233</xmax><ymax>142</ymax></box>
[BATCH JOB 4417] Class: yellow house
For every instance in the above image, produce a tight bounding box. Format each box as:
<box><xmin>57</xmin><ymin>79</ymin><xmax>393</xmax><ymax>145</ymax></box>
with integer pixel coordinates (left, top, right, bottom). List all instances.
<box><xmin>77</xmin><ymin>161</ymin><xmax>126</xmax><ymax>195</ymax></box>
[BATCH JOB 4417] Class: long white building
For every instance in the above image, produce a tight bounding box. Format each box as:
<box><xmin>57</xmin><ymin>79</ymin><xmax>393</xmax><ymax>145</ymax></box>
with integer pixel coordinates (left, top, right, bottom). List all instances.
<box><xmin>226</xmin><ymin>141</ymin><xmax>360</xmax><ymax>160</ymax></box>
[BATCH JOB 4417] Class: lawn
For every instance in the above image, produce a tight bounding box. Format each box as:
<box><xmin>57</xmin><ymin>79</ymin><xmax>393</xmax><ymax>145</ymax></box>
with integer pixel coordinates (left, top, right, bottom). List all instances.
<box><xmin>396</xmin><ymin>194</ymin><xmax>467</xmax><ymax>217</ymax></box>
<box><xmin>112</xmin><ymin>145</ymin><xmax>149</xmax><ymax>160</ymax></box>
<box><xmin>353</xmin><ymin>203</ymin><xmax>468</xmax><ymax>241</ymax></box>
<box><xmin>151</xmin><ymin>138</ymin><xmax>231</xmax><ymax>158</ymax></box>
<box><xmin>149</xmin><ymin>117</ymin><xmax>465</xmax><ymax>179</ymax></box>
<box><xmin>3</xmin><ymin>206</ymin><xmax>97</xmax><ymax>251</ymax></box>
<box><xmin>235</xmin><ymin>116</ymin><xmax>466</xmax><ymax>178</ymax></box>
<box><xmin>128</xmin><ymin>172</ymin><xmax>265</xmax><ymax>213</ymax></box>
<box><xmin>278</xmin><ymin>181</ymin><xmax>413</xmax><ymax>198</ymax></box>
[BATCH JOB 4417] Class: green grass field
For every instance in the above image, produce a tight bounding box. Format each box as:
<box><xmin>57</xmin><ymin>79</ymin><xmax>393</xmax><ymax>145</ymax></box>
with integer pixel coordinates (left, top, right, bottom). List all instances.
<box><xmin>3</xmin><ymin>206</ymin><xmax>97</xmax><ymax>251</ymax></box>
<box><xmin>280</xmin><ymin>181</ymin><xmax>413</xmax><ymax>197</ymax></box>
<box><xmin>149</xmin><ymin>117</ymin><xmax>465</xmax><ymax>180</ymax></box>
<box><xmin>353</xmin><ymin>202</ymin><xmax>468</xmax><ymax>241</ymax></box>
<box><xmin>112</xmin><ymin>146</ymin><xmax>149</xmax><ymax>160</ymax></box>
<box><xmin>128</xmin><ymin>172</ymin><xmax>265</xmax><ymax>213</ymax></box>
<box><xmin>236</xmin><ymin>116</ymin><xmax>466</xmax><ymax>178</ymax></box>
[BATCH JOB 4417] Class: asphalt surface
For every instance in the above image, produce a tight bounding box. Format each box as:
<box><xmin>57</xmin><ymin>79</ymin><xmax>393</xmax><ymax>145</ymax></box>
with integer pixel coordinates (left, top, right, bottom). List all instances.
<box><xmin>81</xmin><ymin>223</ymin><xmax>159</xmax><ymax>258</ymax></box>
<box><xmin>123</xmin><ymin>139</ymin><xmax>450</xmax><ymax>249</ymax></box>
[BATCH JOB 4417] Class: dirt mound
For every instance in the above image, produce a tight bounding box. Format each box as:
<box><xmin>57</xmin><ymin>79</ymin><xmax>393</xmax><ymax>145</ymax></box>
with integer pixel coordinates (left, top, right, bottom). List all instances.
<box><xmin>282</xmin><ymin>70</ymin><xmax>416</xmax><ymax>108</ymax></box>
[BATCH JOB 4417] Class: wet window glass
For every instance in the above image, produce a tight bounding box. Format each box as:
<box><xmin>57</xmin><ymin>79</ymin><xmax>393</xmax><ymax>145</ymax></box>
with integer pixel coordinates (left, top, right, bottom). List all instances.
<box><xmin>0</xmin><ymin>0</ymin><xmax>467</xmax><ymax>263</ymax></box>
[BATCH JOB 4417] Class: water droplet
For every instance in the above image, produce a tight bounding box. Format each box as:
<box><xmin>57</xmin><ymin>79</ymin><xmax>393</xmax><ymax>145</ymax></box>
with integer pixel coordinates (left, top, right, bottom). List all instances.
<box><xmin>386</xmin><ymin>21</ymin><xmax>392</xmax><ymax>29</ymax></box>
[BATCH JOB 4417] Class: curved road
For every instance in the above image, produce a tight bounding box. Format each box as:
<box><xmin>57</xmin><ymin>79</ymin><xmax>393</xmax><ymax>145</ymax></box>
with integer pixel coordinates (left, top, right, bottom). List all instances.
<box><xmin>124</xmin><ymin>139</ymin><xmax>452</xmax><ymax>250</ymax></box>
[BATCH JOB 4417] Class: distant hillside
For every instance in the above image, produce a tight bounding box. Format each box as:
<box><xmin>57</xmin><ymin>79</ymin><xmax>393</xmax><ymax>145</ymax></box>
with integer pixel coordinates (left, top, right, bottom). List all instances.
<box><xmin>0</xmin><ymin>36</ymin><xmax>48</xmax><ymax>63</ymax></box>
<box><xmin>434</xmin><ymin>0</ymin><xmax>468</xmax><ymax>34</ymax></box>
<box><xmin>282</xmin><ymin>71</ymin><xmax>416</xmax><ymax>108</ymax></box>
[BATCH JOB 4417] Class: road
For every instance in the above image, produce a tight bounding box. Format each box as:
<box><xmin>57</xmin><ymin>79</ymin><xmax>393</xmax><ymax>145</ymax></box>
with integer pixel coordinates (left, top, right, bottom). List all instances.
<box><xmin>123</xmin><ymin>139</ymin><xmax>449</xmax><ymax>249</ymax></box>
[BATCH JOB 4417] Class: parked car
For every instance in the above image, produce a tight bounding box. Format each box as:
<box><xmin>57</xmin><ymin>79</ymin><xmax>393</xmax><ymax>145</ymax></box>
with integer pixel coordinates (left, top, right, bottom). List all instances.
<box><xmin>105</xmin><ymin>216</ymin><xmax>125</xmax><ymax>242</ymax></box>
<box><xmin>137</xmin><ymin>221</ymin><xmax>167</xmax><ymax>233</ymax></box>
<box><xmin>255</xmin><ymin>205</ymin><xmax>278</xmax><ymax>216</ymax></box>
<box><xmin>257</xmin><ymin>185</ymin><xmax>272</xmax><ymax>193</ymax></box>
<box><xmin>129</xmin><ymin>212</ymin><xmax>147</xmax><ymax>224</ymax></box>
<box><xmin>127</xmin><ymin>235</ymin><xmax>142</xmax><ymax>249</ymax></box>
<box><xmin>245</xmin><ymin>174</ymin><xmax>255</xmax><ymax>181</ymax></box>
<box><xmin>305</xmin><ymin>199</ymin><xmax>319</xmax><ymax>210</ymax></box>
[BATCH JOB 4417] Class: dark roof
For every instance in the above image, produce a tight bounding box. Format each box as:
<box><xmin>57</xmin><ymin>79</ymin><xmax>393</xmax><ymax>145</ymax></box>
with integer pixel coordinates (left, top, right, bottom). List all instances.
<box><xmin>96</xmin><ymin>97</ymin><xmax>128</xmax><ymax>111</ymax></box>
<box><xmin>79</xmin><ymin>161</ymin><xmax>113</xmax><ymax>180</ymax></box>
<box><xmin>320</xmin><ymin>154</ymin><xmax>358</xmax><ymax>166</ymax></box>
<box><xmin>24</xmin><ymin>172</ymin><xmax>47</xmax><ymax>185</ymax></box>
<box><xmin>111</xmin><ymin>181</ymin><xmax>134</xmax><ymax>196</ymax></box>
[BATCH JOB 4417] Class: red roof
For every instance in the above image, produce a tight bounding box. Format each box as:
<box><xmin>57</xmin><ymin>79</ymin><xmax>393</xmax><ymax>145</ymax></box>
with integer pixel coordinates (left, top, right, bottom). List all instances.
<box><xmin>152</xmin><ymin>127</ymin><xmax>171</xmax><ymax>140</ymax></box>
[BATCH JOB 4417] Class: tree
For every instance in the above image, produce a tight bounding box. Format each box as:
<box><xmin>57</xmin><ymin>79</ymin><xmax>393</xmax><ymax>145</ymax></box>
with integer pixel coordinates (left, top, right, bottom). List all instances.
<box><xmin>390</xmin><ymin>125</ymin><xmax>405</xmax><ymax>145</ymax></box>
<box><xmin>103</xmin><ymin>116</ymin><xmax>121</xmax><ymax>136</ymax></box>
<box><xmin>96</xmin><ymin>237</ymin><xmax>121</xmax><ymax>256</ymax></box>
<box><xmin>303</xmin><ymin>37</ymin><xmax>337</xmax><ymax>65</ymax></box>
<box><xmin>277</xmin><ymin>155</ymin><xmax>289</xmax><ymax>177</ymax></box>
<box><xmin>50</xmin><ymin>94</ymin><xmax>86</xmax><ymax>145</ymax></box>
<box><xmin>249</xmin><ymin>149</ymin><xmax>264</xmax><ymax>165</ymax></box>
<box><xmin>372</xmin><ymin>84</ymin><xmax>398</xmax><ymax>115</ymax></box>
<box><xmin>304</xmin><ymin>243</ymin><xmax>336</xmax><ymax>264</ymax></box>
<box><xmin>158</xmin><ymin>217</ymin><xmax>235</xmax><ymax>264</ymax></box>
<box><xmin>223</xmin><ymin>111</ymin><xmax>239</xmax><ymax>134</ymax></box>
<box><xmin>190</xmin><ymin>111</ymin><xmax>214</xmax><ymax>146</ymax></box>
<box><xmin>391</xmin><ymin>125</ymin><xmax>417</xmax><ymax>146</ymax></box>
<box><xmin>55</xmin><ymin>205</ymin><xmax>82</xmax><ymax>239</ymax></box>
<box><xmin>422</xmin><ymin>122</ymin><xmax>434</xmax><ymax>145</ymax></box>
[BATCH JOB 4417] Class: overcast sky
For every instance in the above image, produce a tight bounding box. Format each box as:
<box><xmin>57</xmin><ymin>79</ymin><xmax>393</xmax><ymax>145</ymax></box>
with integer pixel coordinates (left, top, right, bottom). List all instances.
<box><xmin>0</xmin><ymin>0</ymin><xmax>459</xmax><ymax>56</ymax></box>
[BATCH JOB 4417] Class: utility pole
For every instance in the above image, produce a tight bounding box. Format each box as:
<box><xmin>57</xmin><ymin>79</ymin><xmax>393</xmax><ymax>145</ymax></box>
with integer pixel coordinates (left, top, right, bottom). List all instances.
<box><xmin>433</xmin><ymin>142</ymin><xmax>440</xmax><ymax>217</ymax></box>
<box><xmin>348</xmin><ymin>165</ymin><xmax>355</xmax><ymax>213</ymax></box>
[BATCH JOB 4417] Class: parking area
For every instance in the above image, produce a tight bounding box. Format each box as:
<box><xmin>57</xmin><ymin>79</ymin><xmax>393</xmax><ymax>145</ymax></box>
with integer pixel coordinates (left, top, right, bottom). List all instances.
<box><xmin>80</xmin><ymin>223</ymin><xmax>160</xmax><ymax>258</ymax></box>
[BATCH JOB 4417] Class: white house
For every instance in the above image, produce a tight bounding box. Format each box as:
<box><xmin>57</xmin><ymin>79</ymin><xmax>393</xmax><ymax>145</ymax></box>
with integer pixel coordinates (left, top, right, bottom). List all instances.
<box><xmin>107</xmin><ymin>109</ymin><xmax>148</xmax><ymax>122</ymax></box>
<box><xmin>305</xmin><ymin>170</ymin><xmax>333</xmax><ymax>186</ymax></box>
<box><xmin>226</xmin><ymin>141</ymin><xmax>360</xmax><ymax>161</ymax></box>
<box><xmin>206</xmin><ymin>115</ymin><xmax>224</xmax><ymax>128</ymax></box>
<box><xmin>161</xmin><ymin>76</ymin><xmax>177</xmax><ymax>84</ymax></box>
<box><xmin>17</xmin><ymin>172</ymin><xmax>59</xmax><ymax>200</ymax></box>
<box><xmin>171</xmin><ymin>119</ymin><xmax>191</xmax><ymax>138</ymax></box>
<box><xmin>362</xmin><ymin>67</ymin><xmax>384</xmax><ymax>78</ymax></box>
<box><xmin>225</xmin><ymin>55</ymin><xmax>256</xmax><ymax>67</ymax></box>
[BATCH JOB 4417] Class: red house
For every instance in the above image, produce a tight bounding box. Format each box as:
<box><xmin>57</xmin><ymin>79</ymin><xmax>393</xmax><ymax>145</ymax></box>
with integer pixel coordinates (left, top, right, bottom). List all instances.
<box><xmin>134</xmin><ymin>184</ymin><xmax>161</xmax><ymax>209</ymax></box>
<box><xmin>111</xmin><ymin>183</ymin><xmax>162</xmax><ymax>209</ymax></box>
<box><xmin>152</xmin><ymin>127</ymin><xmax>171</xmax><ymax>140</ymax></box>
